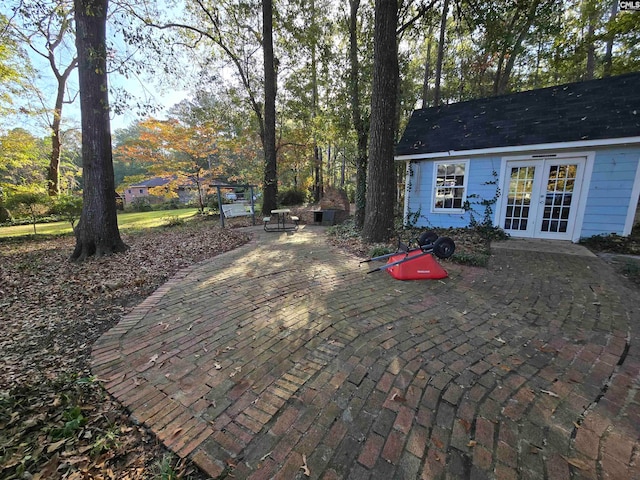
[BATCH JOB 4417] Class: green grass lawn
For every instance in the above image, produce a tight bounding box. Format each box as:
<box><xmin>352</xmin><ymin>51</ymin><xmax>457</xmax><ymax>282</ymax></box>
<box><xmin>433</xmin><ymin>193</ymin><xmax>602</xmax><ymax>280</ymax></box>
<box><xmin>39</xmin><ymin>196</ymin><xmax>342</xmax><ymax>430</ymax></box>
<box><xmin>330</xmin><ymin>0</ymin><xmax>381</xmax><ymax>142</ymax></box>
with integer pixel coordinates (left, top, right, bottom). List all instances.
<box><xmin>0</xmin><ymin>208</ymin><xmax>201</xmax><ymax>238</ymax></box>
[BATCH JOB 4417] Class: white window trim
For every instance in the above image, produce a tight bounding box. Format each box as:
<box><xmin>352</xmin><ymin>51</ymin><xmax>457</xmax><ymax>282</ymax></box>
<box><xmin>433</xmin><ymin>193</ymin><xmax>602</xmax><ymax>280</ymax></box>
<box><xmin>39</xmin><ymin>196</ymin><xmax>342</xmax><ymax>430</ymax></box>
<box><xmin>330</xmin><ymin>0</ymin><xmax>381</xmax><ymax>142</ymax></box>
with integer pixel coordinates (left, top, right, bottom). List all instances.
<box><xmin>431</xmin><ymin>159</ymin><xmax>469</xmax><ymax>214</ymax></box>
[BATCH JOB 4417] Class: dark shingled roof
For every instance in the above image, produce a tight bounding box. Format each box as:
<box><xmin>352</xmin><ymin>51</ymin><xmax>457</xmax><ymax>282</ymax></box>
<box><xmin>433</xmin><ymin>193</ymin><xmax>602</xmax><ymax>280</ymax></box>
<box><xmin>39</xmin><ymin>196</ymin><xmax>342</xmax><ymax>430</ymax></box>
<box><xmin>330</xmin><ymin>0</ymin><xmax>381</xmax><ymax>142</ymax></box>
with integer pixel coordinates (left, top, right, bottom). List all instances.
<box><xmin>395</xmin><ymin>72</ymin><xmax>640</xmax><ymax>157</ymax></box>
<box><xmin>131</xmin><ymin>177</ymin><xmax>173</xmax><ymax>188</ymax></box>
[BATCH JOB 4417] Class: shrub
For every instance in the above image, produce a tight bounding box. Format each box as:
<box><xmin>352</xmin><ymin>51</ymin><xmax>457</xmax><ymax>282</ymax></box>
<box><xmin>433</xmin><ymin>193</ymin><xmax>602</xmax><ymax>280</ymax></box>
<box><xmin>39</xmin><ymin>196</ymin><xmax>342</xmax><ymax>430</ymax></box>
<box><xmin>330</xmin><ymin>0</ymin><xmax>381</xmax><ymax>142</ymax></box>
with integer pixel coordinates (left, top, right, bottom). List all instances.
<box><xmin>327</xmin><ymin>219</ymin><xmax>360</xmax><ymax>239</ymax></box>
<box><xmin>622</xmin><ymin>260</ymin><xmax>640</xmax><ymax>280</ymax></box>
<box><xmin>369</xmin><ymin>244</ymin><xmax>393</xmax><ymax>258</ymax></box>
<box><xmin>163</xmin><ymin>215</ymin><xmax>185</xmax><ymax>227</ymax></box>
<box><xmin>6</xmin><ymin>187</ymin><xmax>49</xmax><ymax>234</ymax></box>
<box><xmin>473</xmin><ymin>224</ymin><xmax>509</xmax><ymax>241</ymax></box>
<box><xmin>52</xmin><ymin>194</ymin><xmax>83</xmax><ymax>229</ymax></box>
<box><xmin>0</xmin><ymin>205</ymin><xmax>13</xmax><ymax>223</ymax></box>
<box><xmin>128</xmin><ymin>197</ymin><xmax>152</xmax><ymax>212</ymax></box>
<box><xmin>158</xmin><ymin>199</ymin><xmax>181</xmax><ymax>210</ymax></box>
<box><xmin>207</xmin><ymin>194</ymin><xmax>220</xmax><ymax>210</ymax></box>
<box><xmin>278</xmin><ymin>188</ymin><xmax>307</xmax><ymax>206</ymax></box>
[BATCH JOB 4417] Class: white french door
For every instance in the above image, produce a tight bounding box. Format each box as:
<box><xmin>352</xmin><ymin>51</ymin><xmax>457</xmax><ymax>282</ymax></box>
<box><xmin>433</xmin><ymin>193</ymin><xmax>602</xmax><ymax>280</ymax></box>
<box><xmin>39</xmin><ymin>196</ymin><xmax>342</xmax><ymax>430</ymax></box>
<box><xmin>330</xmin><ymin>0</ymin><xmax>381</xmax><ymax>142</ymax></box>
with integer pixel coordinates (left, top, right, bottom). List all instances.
<box><xmin>501</xmin><ymin>157</ymin><xmax>586</xmax><ymax>240</ymax></box>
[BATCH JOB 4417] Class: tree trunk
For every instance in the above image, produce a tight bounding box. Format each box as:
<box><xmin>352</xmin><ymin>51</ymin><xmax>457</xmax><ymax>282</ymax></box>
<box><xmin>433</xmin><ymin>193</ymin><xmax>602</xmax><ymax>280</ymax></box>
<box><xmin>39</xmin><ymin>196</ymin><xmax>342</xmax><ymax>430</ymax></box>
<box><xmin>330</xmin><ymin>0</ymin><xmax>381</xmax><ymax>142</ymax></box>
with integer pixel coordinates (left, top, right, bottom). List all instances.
<box><xmin>421</xmin><ymin>24</ymin><xmax>434</xmax><ymax>109</ymax></box>
<box><xmin>603</xmin><ymin>0</ymin><xmax>618</xmax><ymax>77</ymax></box>
<box><xmin>319</xmin><ymin>146</ymin><xmax>324</xmax><ymax>192</ymax></box>
<box><xmin>433</xmin><ymin>0</ymin><xmax>449</xmax><ymax>107</ymax></box>
<box><xmin>71</xmin><ymin>0</ymin><xmax>127</xmax><ymax>261</ymax></box>
<box><xmin>349</xmin><ymin>0</ymin><xmax>368</xmax><ymax>229</ymax></box>
<box><xmin>262</xmin><ymin>0</ymin><xmax>278</xmax><ymax>215</ymax></box>
<box><xmin>48</xmin><ymin>52</ymin><xmax>77</xmax><ymax>197</ymax></box>
<box><xmin>48</xmin><ymin>102</ymin><xmax>62</xmax><ymax>196</ymax></box>
<box><xmin>585</xmin><ymin>5</ymin><xmax>597</xmax><ymax>80</ymax></box>
<box><xmin>327</xmin><ymin>145</ymin><xmax>332</xmax><ymax>186</ymax></box>
<box><xmin>340</xmin><ymin>147</ymin><xmax>346</xmax><ymax>187</ymax></box>
<box><xmin>314</xmin><ymin>145</ymin><xmax>321</xmax><ymax>201</ymax></box>
<box><xmin>362</xmin><ymin>0</ymin><xmax>398</xmax><ymax>243</ymax></box>
<box><xmin>495</xmin><ymin>1</ymin><xmax>540</xmax><ymax>95</ymax></box>
<box><xmin>311</xmin><ymin>0</ymin><xmax>322</xmax><ymax>203</ymax></box>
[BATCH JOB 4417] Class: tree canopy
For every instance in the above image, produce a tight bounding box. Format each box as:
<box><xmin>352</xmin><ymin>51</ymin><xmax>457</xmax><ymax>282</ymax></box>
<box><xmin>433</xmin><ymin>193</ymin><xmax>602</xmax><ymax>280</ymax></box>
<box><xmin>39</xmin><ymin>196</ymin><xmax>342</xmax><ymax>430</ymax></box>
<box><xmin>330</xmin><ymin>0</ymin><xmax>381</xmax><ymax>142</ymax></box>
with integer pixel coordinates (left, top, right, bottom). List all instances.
<box><xmin>2</xmin><ymin>0</ymin><xmax>638</xmax><ymax>242</ymax></box>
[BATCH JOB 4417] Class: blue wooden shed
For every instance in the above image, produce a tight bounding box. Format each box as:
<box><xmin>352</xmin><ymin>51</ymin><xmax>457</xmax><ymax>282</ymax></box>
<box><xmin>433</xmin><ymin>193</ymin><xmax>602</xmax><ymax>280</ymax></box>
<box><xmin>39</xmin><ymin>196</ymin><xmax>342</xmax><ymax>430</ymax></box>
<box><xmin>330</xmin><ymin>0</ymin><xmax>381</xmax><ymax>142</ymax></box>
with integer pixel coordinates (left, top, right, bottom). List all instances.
<box><xmin>395</xmin><ymin>72</ymin><xmax>640</xmax><ymax>242</ymax></box>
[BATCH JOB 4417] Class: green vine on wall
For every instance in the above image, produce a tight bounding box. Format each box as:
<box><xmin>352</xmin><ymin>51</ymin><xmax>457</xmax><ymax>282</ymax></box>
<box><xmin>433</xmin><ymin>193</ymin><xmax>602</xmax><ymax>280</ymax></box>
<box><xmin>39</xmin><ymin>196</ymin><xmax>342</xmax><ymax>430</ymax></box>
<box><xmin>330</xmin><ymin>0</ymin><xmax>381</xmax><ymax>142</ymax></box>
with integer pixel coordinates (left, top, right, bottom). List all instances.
<box><xmin>404</xmin><ymin>206</ymin><xmax>425</xmax><ymax>228</ymax></box>
<box><xmin>403</xmin><ymin>161</ymin><xmax>428</xmax><ymax>228</ymax></box>
<box><xmin>462</xmin><ymin>170</ymin><xmax>507</xmax><ymax>239</ymax></box>
<box><xmin>406</xmin><ymin>161</ymin><xmax>415</xmax><ymax>192</ymax></box>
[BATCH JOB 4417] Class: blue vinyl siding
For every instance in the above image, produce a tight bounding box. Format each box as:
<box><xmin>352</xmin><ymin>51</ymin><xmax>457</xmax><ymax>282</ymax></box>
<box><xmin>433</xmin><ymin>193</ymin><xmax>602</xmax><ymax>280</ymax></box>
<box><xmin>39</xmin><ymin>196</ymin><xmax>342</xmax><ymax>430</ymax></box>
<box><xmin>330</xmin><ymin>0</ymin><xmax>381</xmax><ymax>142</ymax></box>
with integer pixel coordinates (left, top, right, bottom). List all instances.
<box><xmin>407</xmin><ymin>157</ymin><xmax>501</xmax><ymax>229</ymax></box>
<box><xmin>580</xmin><ymin>148</ymin><xmax>640</xmax><ymax>238</ymax></box>
<box><xmin>406</xmin><ymin>146</ymin><xmax>640</xmax><ymax>238</ymax></box>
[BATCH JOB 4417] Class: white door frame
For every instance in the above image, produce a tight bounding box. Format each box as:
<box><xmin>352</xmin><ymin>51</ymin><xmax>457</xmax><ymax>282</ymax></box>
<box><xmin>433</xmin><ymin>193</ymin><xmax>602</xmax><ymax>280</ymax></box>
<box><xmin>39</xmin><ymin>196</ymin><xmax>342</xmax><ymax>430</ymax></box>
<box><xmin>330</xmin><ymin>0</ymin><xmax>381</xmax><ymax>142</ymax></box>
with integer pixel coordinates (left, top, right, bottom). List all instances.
<box><xmin>495</xmin><ymin>151</ymin><xmax>594</xmax><ymax>242</ymax></box>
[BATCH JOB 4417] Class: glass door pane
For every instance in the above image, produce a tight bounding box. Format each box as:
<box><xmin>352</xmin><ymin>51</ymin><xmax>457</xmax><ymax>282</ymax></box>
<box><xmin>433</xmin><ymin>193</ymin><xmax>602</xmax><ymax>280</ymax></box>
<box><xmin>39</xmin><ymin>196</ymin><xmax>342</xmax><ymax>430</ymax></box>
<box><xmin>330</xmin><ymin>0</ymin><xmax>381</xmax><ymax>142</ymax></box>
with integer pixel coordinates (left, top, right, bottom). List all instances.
<box><xmin>540</xmin><ymin>164</ymin><xmax>577</xmax><ymax>234</ymax></box>
<box><xmin>504</xmin><ymin>166</ymin><xmax>535</xmax><ymax>232</ymax></box>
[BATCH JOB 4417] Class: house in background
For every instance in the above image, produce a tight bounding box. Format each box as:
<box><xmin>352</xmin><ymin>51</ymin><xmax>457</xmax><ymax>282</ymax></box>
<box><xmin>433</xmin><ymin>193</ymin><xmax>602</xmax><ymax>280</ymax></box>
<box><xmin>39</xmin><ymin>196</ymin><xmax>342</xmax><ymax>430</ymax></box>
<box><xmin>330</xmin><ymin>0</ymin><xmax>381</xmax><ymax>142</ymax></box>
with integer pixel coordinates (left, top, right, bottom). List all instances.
<box><xmin>123</xmin><ymin>176</ymin><xmax>203</xmax><ymax>207</ymax></box>
<box><xmin>395</xmin><ymin>72</ymin><xmax>640</xmax><ymax>242</ymax></box>
<box><xmin>123</xmin><ymin>177</ymin><xmax>172</xmax><ymax>206</ymax></box>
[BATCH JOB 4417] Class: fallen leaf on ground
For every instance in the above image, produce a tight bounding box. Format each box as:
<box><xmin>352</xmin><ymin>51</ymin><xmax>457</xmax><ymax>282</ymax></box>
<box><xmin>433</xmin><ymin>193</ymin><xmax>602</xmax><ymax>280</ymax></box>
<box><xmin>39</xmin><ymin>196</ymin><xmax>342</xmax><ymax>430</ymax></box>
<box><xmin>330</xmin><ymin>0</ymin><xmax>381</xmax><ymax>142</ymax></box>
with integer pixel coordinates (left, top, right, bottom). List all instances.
<box><xmin>300</xmin><ymin>454</ymin><xmax>310</xmax><ymax>477</ymax></box>
<box><xmin>563</xmin><ymin>456</ymin><xmax>591</xmax><ymax>470</ymax></box>
<box><xmin>46</xmin><ymin>438</ymin><xmax>67</xmax><ymax>453</ymax></box>
<box><xmin>391</xmin><ymin>393</ymin><xmax>406</xmax><ymax>402</ymax></box>
<box><xmin>0</xmin><ymin>220</ymin><xmax>250</xmax><ymax>480</ymax></box>
<box><xmin>260</xmin><ymin>451</ymin><xmax>272</xmax><ymax>461</ymax></box>
<box><xmin>459</xmin><ymin>418</ymin><xmax>471</xmax><ymax>433</ymax></box>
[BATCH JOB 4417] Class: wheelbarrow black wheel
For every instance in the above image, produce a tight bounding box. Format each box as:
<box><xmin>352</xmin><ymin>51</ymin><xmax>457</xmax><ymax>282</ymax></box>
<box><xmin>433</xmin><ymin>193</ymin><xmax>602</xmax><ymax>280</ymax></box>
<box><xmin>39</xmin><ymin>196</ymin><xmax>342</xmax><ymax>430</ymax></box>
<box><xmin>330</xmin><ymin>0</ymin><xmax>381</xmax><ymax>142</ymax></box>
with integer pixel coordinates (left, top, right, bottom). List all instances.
<box><xmin>418</xmin><ymin>230</ymin><xmax>438</xmax><ymax>246</ymax></box>
<box><xmin>433</xmin><ymin>236</ymin><xmax>455</xmax><ymax>259</ymax></box>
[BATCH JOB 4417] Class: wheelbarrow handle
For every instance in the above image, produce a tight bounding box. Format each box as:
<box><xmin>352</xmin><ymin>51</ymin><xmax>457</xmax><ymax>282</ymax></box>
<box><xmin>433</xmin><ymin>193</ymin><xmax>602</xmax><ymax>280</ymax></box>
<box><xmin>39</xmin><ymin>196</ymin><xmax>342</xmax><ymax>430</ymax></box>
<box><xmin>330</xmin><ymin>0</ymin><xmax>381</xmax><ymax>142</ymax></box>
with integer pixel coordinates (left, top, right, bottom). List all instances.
<box><xmin>367</xmin><ymin>250</ymin><xmax>432</xmax><ymax>274</ymax></box>
<box><xmin>360</xmin><ymin>250</ymin><xmax>405</xmax><ymax>264</ymax></box>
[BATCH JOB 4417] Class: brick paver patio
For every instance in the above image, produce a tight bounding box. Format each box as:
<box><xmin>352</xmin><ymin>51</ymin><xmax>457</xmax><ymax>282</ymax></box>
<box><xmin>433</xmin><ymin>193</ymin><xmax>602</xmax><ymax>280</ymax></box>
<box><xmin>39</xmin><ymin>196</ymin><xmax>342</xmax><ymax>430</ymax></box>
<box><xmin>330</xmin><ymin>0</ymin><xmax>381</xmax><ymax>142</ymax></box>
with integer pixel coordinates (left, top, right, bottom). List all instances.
<box><xmin>92</xmin><ymin>226</ymin><xmax>640</xmax><ymax>479</ymax></box>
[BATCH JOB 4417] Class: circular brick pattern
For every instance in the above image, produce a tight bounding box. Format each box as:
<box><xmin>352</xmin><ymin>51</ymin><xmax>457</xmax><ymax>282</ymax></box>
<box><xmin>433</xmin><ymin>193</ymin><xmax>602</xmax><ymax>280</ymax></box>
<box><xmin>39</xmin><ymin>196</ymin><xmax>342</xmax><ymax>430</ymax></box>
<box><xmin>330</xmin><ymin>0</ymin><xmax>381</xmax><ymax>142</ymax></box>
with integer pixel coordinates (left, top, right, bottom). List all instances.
<box><xmin>92</xmin><ymin>227</ymin><xmax>640</xmax><ymax>479</ymax></box>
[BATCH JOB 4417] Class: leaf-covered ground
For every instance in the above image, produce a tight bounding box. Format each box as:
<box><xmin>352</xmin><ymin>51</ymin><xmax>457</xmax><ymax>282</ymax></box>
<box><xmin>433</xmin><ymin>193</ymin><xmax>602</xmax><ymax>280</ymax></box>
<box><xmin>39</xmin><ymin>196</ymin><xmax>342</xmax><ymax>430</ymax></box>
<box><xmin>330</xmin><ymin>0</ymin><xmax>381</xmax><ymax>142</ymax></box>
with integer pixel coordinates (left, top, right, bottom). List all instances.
<box><xmin>326</xmin><ymin>221</ymin><xmax>498</xmax><ymax>267</ymax></box>
<box><xmin>3</xmin><ymin>213</ymin><xmax>635</xmax><ymax>479</ymax></box>
<box><xmin>0</xmin><ymin>216</ymin><xmax>250</xmax><ymax>480</ymax></box>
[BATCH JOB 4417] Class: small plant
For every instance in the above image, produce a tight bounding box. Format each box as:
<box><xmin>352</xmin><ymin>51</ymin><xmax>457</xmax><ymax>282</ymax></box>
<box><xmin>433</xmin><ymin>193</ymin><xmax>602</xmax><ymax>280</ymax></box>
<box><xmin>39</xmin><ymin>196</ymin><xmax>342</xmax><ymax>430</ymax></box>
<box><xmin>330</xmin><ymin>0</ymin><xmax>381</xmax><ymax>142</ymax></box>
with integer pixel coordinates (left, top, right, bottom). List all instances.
<box><xmin>580</xmin><ymin>233</ymin><xmax>635</xmax><ymax>253</ymax></box>
<box><xmin>473</xmin><ymin>223</ymin><xmax>509</xmax><ymax>241</ymax></box>
<box><xmin>327</xmin><ymin>219</ymin><xmax>360</xmax><ymax>239</ymax></box>
<box><xmin>51</xmin><ymin>405</ymin><xmax>87</xmax><ymax>440</ymax></box>
<box><xmin>622</xmin><ymin>261</ymin><xmax>640</xmax><ymax>284</ymax></box>
<box><xmin>450</xmin><ymin>251</ymin><xmax>491</xmax><ymax>267</ymax></box>
<box><xmin>163</xmin><ymin>215</ymin><xmax>185</xmax><ymax>227</ymax></box>
<box><xmin>153</xmin><ymin>453</ymin><xmax>190</xmax><ymax>480</ymax></box>
<box><xmin>92</xmin><ymin>427</ymin><xmax>120</xmax><ymax>454</ymax></box>
<box><xmin>369</xmin><ymin>244</ymin><xmax>393</xmax><ymax>258</ymax></box>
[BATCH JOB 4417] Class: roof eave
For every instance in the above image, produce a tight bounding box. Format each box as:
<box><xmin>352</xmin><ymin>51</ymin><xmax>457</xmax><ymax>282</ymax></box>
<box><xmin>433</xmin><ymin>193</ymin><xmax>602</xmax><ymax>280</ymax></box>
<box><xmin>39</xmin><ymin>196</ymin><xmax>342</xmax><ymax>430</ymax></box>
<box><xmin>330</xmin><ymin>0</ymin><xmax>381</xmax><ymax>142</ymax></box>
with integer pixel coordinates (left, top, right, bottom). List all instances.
<box><xmin>394</xmin><ymin>136</ymin><xmax>640</xmax><ymax>161</ymax></box>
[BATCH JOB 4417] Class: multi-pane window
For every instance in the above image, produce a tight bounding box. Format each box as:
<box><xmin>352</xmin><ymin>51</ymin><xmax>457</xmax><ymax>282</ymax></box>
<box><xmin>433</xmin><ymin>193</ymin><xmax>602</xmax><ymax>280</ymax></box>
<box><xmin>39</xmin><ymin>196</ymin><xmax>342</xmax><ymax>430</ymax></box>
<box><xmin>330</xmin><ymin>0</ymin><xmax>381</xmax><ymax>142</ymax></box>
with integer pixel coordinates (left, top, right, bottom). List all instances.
<box><xmin>504</xmin><ymin>166</ymin><xmax>535</xmax><ymax>231</ymax></box>
<box><xmin>433</xmin><ymin>161</ymin><xmax>467</xmax><ymax>211</ymax></box>
<box><xmin>541</xmin><ymin>164</ymin><xmax>576</xmax><ymax>233</ymax></box>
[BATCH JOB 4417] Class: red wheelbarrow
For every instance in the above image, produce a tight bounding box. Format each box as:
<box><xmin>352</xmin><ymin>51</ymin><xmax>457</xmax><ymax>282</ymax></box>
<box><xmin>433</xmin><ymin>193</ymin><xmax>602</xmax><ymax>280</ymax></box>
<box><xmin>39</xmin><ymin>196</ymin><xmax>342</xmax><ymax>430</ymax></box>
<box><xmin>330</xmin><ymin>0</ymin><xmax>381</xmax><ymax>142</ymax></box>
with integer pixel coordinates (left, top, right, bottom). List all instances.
<box><xmin>361</xmin><ymin>231</ymin><xmax>455</xmax><ymax>280</ymax></box>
